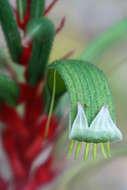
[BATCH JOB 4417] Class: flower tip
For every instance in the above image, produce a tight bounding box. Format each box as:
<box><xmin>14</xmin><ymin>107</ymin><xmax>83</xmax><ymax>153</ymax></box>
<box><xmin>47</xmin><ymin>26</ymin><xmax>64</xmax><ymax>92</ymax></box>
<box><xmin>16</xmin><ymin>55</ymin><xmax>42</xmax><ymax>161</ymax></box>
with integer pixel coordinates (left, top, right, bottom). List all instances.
<box><xmin>69</xmin><ymin>102</ymin><xmax>88</xmax><ymax>141</ymax></box>
<box><xmin>77</xmin><ymin>102</ymin><xmax>84</xmax><ymax>113</ymax></box>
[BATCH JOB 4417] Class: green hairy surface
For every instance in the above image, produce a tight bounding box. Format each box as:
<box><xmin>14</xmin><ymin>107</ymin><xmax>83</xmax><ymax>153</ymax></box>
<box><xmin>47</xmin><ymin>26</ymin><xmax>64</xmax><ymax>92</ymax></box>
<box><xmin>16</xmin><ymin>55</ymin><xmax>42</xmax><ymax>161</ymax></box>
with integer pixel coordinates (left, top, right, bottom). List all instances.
<box><xmin>25</xmin><ymin>18</ymin><xmax>55</xmax><ymax>85</ymax></box>
<box><xmin>0</xmin><ymin>0</ymin><xmax>22</xmax><ymax>62</ymax></box>
<box><xmin>0</xmin><ymin>74</ymin><xmax>20</xmax><ymax>106</ymax></box>
<box><xmin>48</xmin><ymin>60</ymin><xmax>115</xmax><ymax>126</ymax></box>
<box><xmin>31</xmin><ymin>0</ymin><xmax>45</xmax><ymax>19</ymax></box>
<box><xmin>16</xmin><ymin>0</ymin><xmax>27</xmax><ymax>21</ymax></box>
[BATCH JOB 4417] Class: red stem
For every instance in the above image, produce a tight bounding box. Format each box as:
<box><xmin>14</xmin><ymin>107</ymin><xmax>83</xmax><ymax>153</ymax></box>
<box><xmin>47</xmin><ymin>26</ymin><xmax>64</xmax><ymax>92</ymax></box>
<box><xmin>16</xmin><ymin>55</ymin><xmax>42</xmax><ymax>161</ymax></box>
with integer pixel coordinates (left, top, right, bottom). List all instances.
<box><xmin>61</xmin><ymin>50</ymin><xmax>75</xmax><ymax>59</ymax></box>
<box><xmin>44</xmin><ymin>0</ymin><xmax>58</xmax><ymax>15</ymax></box>
<box><xmin>56</xmin><ymin>17</ymin><xmax>66</xmax><ymax>35</ymax></box>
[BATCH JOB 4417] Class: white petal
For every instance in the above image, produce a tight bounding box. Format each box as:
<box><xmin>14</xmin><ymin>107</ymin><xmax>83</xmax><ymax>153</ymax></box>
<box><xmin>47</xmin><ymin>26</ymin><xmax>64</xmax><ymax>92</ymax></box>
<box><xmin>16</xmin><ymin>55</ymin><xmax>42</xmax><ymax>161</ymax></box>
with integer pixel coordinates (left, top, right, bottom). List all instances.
<box><xmin>69</xmin><ymin>103</ymin><xmax>88</xmax><ymax>140</ymax></box>
<box><xmin>90</xmin><ymin>106</ymin><xmax>113</xmax><ymax>131</ymax></box>
<box><xmin>90</xmin><ymin>105</ymin><xmax>123</xmax><ymax>142</ymax></box>
<box><xmin>105</xmin><ymin>107</ymin><xmax>123</xmax><ymax>141</ymax></box>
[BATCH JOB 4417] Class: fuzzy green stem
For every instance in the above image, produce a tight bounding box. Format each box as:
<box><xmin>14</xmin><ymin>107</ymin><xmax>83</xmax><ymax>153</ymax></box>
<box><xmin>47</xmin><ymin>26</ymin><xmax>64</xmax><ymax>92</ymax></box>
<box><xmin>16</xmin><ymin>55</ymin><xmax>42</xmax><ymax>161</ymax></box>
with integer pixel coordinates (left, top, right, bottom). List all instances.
<box><xmin>18</xmin><ymin>0</ymin><xmax>24</xmax><ymax>21</ymax></box>
<box><xmin>74</xmin><ymin>142</ymin><xmax>81</xmax><ymax>160</ymax></box>
<box><xmin>45</xmin><ymin>71</ymin><xmax>56</xmax><ymax>138</ymax></box>
<box><xmin>26</xmin><ymin>18</ymin><xmax>55</xmax><ymax>85</ymax></box>
<box><xmin>31</xmin><ymin>0</ymin><xmax>45</xmax><ymax>19</ymax></box>
<box><xmin>0</xmin><ymin>0</ymin><xmax>22</xmax><ymax>62</ymax></box>
<box><xmin>84</xmin><ymin>143</ymin><xmax>90</xmax><ymax>160</ymax></box>
<box><xmin>107</xmin><ymin>142</ymin><xmax>111</xmax><ymax>157</ymax></box>
<box><xmin>100</xmin><ymin>143</ymin><xmax>107</xmax><ymax>159</ymax></box>
<box><xmin>93</xmin><ymin>144</ymin><xmax>97</xmax><ymax>160</ymax></box>
<box><xmin>68</xmin><ymin>140</ymin><xmax>74</xmax><ymax>158</ymax></box>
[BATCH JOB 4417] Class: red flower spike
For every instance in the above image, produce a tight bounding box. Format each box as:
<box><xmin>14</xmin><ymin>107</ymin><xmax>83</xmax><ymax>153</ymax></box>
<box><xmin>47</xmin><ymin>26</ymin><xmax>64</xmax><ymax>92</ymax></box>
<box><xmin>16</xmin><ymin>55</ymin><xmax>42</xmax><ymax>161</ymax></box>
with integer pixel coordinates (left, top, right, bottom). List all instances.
<box><xmin>0</xmin><ymin>0</ymin><xmax>61</xmax><ymax>187</ymax></box>
<box><xmin>18</xmin><ymin>81</ymin><xmax>43</xmax><ymax>103</ymax></box>
<box><xmin>15</xmin><ymin>133</ymin><xmax>32</xmax><ymax>164</ymax></box>
<box><xmin>18</xmin><ymin>83</ymin><xmax>38</xmax><ymax>103</ymax></box>
<box><xmin>10</xmin><ymin>154</ymin><xmax>28</xmax><ymax>179</ymax></box>
<box><xmin>0</xmin><ymin>104</ymin><xmax>29</xmax><ymax>139</ymax></box>
<box><xmin>25</xmin><ymin>115</ymin><xmax>59</xmax><ymax>161</ymax></box>
<box><xmin>56</xmin><ymin>17</ymin><xmax>66</xmax><ymax>34</ymax></box>
<box><xmin>15</xmin><ymin>0</ymin><xmax>31</xmax><ymax>30</ymax></box>
<box><xmin>18</xmin><ymin>82</ymin><xmax>43</xmax><ymax>127</ymax></box>
<box><xmin>34</xmin><ymin>156</ymin><xmax>56</xmax><ymax>186</ymax></box>
<box><xmin>18</xmin><ymin>179</ymin><xmax>37</xmax><ymax>190</ymax></box>
<box><xmin>15</xmin><ymin>11</ymin><xmax>30</xmax><ymax>30</ymax></box>
<box><xmin>44</xmin><ymin>0</ymin><xmax>58</xmax><ymax>15</ymax></box>
<box><xmin>3</xmin><ymin>134</ymin><xmax>27</xmax><ymax>179</ymax></box>
<box><xmin>24</xmin><ymin>67</ymin><xmax>29</xmax><ymax>81</ymax></box>
<box><xmin>24</xmin><ymin>95</ymin><xmax>43</xmax><ymax>127</ymax></box>
<box><xmin>38</xmin><ymin>114</ymin><xmax>59</xmax><ymax>139</ymax></box>
<box><xmin>25</xmin><ymin>136</ymin><xmax>43</xmax><ymax>161</ymax></box>
<box><xmin>0</xmin><ymin>176</ymin><xmax>8</xmax><ymax>190</ymax></box>
<box><xmin>19</xmin><ymin>44</ymin><xmax>32</xmax><ymax>66</ymax></box>
<box><xmin>36</xmin><ymin>168</ymin><xmax>55</xmax><ymax>186</ymax></box>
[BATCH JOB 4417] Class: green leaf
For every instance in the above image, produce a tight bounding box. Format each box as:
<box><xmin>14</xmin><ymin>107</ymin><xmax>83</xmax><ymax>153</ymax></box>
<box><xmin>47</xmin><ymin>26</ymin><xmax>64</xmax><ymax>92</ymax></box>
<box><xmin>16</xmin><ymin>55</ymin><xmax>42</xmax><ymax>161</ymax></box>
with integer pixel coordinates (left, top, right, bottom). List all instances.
<box><xmin>0</xmin><ymin>46</ymin><xmax>25</xmax><ymax>82</ymax></box>
<box><xmin>31</xmin><ymin>0</ymin><xmax>45</xmax><ymax>19</ymax></box>
<box><xmin>0</xmin><ymin>51</ymin><xmax>4</xmax><ymax>68</ymax></box>
<box><xmin>0</xmin><ymin>74</ymin><xmax>20</xmax><ymax>106</ymax></box>
<box><xmin>48</xmin><ymin>69</ymin><xmax>66</xmax><ymax>97</ymax></box>
<box><xmin>79</xmin><ymin>18</ymin><xmax>127</xmax><ymax>63</ymax></box>
<box><xmin>25</xmin><ymin>18</ymin><xmax>55</xmax><ymax>86</ymax></box>
<box><xmin>0</xmin><ymin>46</ymin><xmax>13</xmax><ymax>65</ymax></box>
<box><xmin>48</xmin><ymin>60</ymin><xmax>115</xmax><ymax>126</ymax></box>
<box><xmin>16</xmin><ymin>0</ymin><xmax>27</xmax><ymax>21</ymax></box>
<box><xmin>0</xmin><ymin>0</ymin><xmax>22</xmax><ymax>62</ymax></box>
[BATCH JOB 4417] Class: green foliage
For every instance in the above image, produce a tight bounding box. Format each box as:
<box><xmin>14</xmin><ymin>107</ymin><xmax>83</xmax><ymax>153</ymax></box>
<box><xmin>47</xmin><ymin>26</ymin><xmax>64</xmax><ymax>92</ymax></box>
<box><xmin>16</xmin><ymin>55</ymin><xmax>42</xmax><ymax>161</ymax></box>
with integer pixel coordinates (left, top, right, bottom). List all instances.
<box><xmin>16</xmin><ymin>0</ymin><xmax>27</xmax><ymax>21</ymax></box>
<box><xmin>31</xmin><ymin>0</ymin><xmax>45</xmax><ymax>19</ymax></box>
<box><xmin>25</xmin><ymin>18</ymin><xmax>55</xmax><ymax>86</ymax></box>
<box><xmin>0</xmin><ymin>0</ymin><xmax>22</xmax><ymax>62</ymax></box>
<box><xmin>0</xmin><ymin>74</ymin><xmax>20</xmax><ymax>106</ymax></box>
<box><xmin>48</xmin><ymin>69</ymin><xmax>66</xmax><ymax>98</ymax></box>
<box><xmin>48</xmin><ymin>60</ymin><xmax>115</xmax><ymax>126</ymax></box>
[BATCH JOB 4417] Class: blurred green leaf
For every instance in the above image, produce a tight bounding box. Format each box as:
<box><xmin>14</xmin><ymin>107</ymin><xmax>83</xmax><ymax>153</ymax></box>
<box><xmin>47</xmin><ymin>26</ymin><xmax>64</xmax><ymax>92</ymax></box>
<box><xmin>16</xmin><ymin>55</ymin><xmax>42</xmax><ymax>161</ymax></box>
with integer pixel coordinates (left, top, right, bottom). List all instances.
<box><xmin>0</xmin><ymin>0</ymin><xmax>22</xmax><ymax>62</ymax></box>
<box><xmin>25</xmin><ymin>18</ymin><xmax>55</xmax><ymax>86</ymax></box>
<box><xmin>31</xmin><ymin>0</ymin><xmax>45</xmax><ymax>19</ymax></box>
<box><xmin>48</xmin><ymin>69</ymin><xmax>66</xmax><ymax>97</ymax></box>
<box><xmin>0</xmin><ymin>46</ymin><xmax>25</xmax><ymax>82</ymax></box>
<box><xmin>79</xmin><ymin>18</ymin><xmax>127</xmax><ymax>63</ymax></box>
<box><xmin>0</xmin><ymin>74</ymin><xmax>20</xmax><ymax>106</ymax></box>
<box><xmin>16</xmin><ymin>0</ymin><xmax>27</xmax><ymax>21</ymax></box>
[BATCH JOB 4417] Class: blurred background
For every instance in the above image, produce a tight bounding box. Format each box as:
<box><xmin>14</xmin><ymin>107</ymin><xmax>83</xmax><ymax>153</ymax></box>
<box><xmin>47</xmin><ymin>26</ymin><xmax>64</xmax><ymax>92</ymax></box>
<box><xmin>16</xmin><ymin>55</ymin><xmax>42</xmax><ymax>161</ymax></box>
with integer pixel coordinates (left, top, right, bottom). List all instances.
<box><xmin>1</xmin><ymin>0</ymin><xmax>127</xmax><ymax>189</ymax></box>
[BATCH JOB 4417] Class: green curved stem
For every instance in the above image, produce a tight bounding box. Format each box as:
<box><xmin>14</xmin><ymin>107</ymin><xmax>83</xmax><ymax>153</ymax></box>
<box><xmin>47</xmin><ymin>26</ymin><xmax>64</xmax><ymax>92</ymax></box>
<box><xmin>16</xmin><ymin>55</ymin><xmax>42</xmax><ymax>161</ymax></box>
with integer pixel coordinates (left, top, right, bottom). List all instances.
<box><xmin>100</xmin><ymin>143</ymin><xmax>107</xmax><ymax>159</ymax></box>
<box><xmin>68</xmin><ymin>140</ymin><xmax>75</xmax><ymax>158</ymax></box>
<box><xmin>93</xmin><ymin>144</ymin><xmax>97</xmax><ymax>160</ymax></box>
<box><xmin>0</xmin><ymin>0</ymin><xmax>22</xmax><ymax>62</ymax></box>
<box><xmin>74</xmin><ymin>142</ymin><xmax>81</xmax><ymax>160</ymax></box>
<box><xmin>107</xmin><ymin>142</ymin><xmax>111</xmax><ymax>157</ymax></box>
<box><xmin>84</xmin><ymin>143</ymin><xmax>90</xmax><ymax>160</ymax></box>
<box><xmin>45</xmin><ymin>71</ymin><xmax>56</xmax><ymax>138</ymax></box>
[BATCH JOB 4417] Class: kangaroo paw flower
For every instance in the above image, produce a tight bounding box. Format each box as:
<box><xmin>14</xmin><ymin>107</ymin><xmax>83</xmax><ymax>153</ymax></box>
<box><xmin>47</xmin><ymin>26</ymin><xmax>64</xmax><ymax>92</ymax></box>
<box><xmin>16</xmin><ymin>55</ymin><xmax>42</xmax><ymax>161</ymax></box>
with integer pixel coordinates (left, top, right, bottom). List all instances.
<box><xmin>68</xmin><ymin>103</ymin><xmax>123</xmax><ymax>160</ymax></box>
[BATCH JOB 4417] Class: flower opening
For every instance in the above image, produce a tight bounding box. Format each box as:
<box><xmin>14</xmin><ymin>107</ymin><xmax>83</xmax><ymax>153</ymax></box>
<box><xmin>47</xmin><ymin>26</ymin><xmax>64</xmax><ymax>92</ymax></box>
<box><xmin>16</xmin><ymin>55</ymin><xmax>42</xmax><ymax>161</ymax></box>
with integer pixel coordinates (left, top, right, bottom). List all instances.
<box><xmin>68</xmin><ymin>103</ymin><xmax>123</xmax><ymax>160</ymax></box>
